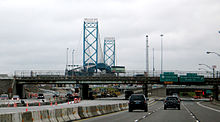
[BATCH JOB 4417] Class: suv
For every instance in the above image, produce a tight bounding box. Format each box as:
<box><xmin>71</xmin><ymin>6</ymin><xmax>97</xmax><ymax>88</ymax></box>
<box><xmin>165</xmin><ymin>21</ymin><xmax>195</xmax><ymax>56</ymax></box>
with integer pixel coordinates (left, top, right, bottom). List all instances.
<box><xmin>128</xmin><ymin>94</ymin><xmax>148</xmax><ymax>112</ymax></box>
<box><xmin>164</xmin><ymin>96</ymin><xmax>180</xmax><ymax>110</ymax></box>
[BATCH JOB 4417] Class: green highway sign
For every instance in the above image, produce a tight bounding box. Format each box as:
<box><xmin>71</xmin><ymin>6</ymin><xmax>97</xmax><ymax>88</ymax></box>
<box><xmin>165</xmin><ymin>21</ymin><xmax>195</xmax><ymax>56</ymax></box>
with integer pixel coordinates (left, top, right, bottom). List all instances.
<box><xmin>180</xmin><ymin>73</ymin><xmax>204</xmax><ymax>82</ymax></box>
<box><xmin>160</xmin><ymin>72</ymin><xmax>178</xmax><ymax>82</ymax></box>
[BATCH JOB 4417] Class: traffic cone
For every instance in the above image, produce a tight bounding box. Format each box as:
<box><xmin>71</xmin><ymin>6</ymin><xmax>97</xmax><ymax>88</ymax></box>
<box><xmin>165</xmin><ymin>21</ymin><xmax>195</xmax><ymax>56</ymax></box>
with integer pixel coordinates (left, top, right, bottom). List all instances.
<box><xmin>50</xmin><ymin>101</ymin><xmax>52</xmax><ymax>106</ymax></box>
<box><xmin>55</xmin><ymin>101</ymin><xmax>57</xmax><ymax>106</ymax></box>
<box><xmin>78</xmin><ymin>98</ymin><xmax>81</xmax><ymax>102</ymax></box>
<box><xmin>26</xmin><ymin>108</ymin><xmax>28</xmax><ymax>112</ymax></box>
<box><xmin>26</xmin><ymin>102</ymin><xmax>29</xmax><ymax>107</ymax></box>
<box><xmin>38</xmin><ymin>102</ymin><xmax>41</xmax><ymax>106</ymax></box>
<box><xmin>68</xmin><ymin>100</ymin><xmax>69</xmax><ymax>104</ymax></box>
<box><xmin>74</xmin><ymin>98</ymin><xmax>77</xmax><ymax>103</ymax></box>
<box><xmin>14</xmin><ymin>102</ymin><xmax>17</xmax><ymax>107</ymax></box>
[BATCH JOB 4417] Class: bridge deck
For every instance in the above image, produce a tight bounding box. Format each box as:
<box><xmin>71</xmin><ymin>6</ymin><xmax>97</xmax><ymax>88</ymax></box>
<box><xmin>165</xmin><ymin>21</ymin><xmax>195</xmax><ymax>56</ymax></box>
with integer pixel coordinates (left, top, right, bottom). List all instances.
<box><xmin>14</xmin><ymin>76</ymin><xmax>220</xmax><ymax>85</ymax></box>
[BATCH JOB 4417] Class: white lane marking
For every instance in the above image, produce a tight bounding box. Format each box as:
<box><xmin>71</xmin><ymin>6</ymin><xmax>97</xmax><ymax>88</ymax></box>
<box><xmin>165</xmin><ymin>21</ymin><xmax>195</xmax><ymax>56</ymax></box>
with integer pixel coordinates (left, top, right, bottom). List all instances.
<box><xmin>197</xmin><ymin>102</ymin><xmax>220</xmax><ymax>113</ymax></box>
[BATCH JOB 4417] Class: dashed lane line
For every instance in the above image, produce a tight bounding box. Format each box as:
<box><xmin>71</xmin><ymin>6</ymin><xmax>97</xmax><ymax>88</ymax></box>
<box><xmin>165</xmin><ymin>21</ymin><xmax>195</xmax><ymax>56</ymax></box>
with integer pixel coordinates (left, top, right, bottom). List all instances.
<box><xmin>182</xmin><ymin>102</ymin><xmax>200</xmax><ymax>122</ymax></box>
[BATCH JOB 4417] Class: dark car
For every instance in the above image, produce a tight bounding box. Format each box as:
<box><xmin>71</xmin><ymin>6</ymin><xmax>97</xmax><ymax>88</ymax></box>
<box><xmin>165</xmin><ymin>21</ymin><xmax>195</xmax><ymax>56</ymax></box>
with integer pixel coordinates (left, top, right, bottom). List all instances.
<box><xmin>53</xmin><ymin>94</ymin><xmax>59</xmax><ymax>98</ymax></box>
<box><xmin>37</xmin><ymin>93</ymin><xmax>45</xmax><ymax>99</ymax></box>
<box><xmin>128</xmin><ymin>94</ymin><xmax>148</xmax><ymax>112</ymax></box>
<box><xmin>164</xmin><ymin>96</ymin><xmax>180</xmax><ymax>110</ymax></box>
<box><xmin>125</xmin><ymin>90</ymin><xmax>134</xmax><ymax>100</ymax></box>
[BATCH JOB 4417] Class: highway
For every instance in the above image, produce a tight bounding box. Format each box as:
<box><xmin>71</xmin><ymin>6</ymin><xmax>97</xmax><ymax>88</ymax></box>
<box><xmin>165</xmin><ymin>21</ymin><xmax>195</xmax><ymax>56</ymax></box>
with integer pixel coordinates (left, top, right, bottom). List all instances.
<box><xmin>77</xmin><ymin>101</ymin><xmax>220</xmax><ymax>122</ymax></box>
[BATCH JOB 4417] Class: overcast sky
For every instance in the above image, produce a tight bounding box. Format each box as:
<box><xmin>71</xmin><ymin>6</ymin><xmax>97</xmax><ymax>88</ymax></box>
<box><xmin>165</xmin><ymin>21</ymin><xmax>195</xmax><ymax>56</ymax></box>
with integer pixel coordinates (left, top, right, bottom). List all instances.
<box><xmin>0</xmin><ymin>0</ymin><xmax>220</xmax><ymax>75</ymax></box>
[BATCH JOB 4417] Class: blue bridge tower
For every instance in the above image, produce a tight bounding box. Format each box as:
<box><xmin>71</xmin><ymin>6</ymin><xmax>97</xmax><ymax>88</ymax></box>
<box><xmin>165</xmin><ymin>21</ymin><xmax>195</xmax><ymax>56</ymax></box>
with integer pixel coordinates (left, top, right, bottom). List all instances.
<box><xmin>104</xmin><ymin>37</ymin><xmax>115</xmax><ymax>67</ymax></box>
<box><xmin>83</xmin><ymin>18</ymin><xmax>99</xmax><ymax>67</ymax></box>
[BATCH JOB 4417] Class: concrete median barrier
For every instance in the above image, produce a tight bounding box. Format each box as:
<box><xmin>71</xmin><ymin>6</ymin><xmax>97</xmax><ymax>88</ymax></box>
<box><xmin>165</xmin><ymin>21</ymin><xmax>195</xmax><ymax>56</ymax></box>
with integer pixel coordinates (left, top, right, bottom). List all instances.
<box><xmin>78</xmin><ymin>106</ymin><xmax>89</xmax><ymax>119</ymax></box>
<box><xmin>72</xmin><ymin>107</ymin><xmax>81</xmax><ymax>120</ymax></box>
<box><xmin>21</xmin><ymin>111</ymin><xmax>32</xmax><ymax>122</ymax></box>
<box><xmin>0</xmin><ymin>113</ymin><xmax>12</xmax><ymax>122</ymax></box>
<box><xmin>0</xmin><ymin>101</ymin><xmax>129</xmax><ymax>121</ymax></box>
<box><xmin>12</xmin><ymin>113</ymin><xmax>22</xmax><ymax>122</ymax></box>
<box><xmin>62</xmin><ymin>108</ymin><xmax>70</xmax><ymax>122</ymax></box>
<box><xmin>31</xmin><ymin>111</ymin><xmax>41</xmax><ymax>122</ymax></box>
<box><xmin>67</xmin><ymin>107</ymin><xmax>75</xmax><ymax>121</ymax></box>
<box><xmin>101</xmin><ymin>105</ymin><xmax>107</xmax><ymax>114</ymax></box>
<box><xmin>86</xmin><ymin>106</ymin><xmax>93</xmax><ymax>117</ymax></box>
<box><xmin>40</xmin><ymin>110</ymin><xmax>50</xmax><ymax>122</ymax></box>
<box><xmin>88</xmin><ymin>106</ymin><xmax>98</xmax><ymax>117</ymax></box>
<box><xmin>48</xmin><ymin>109</ymin><xmax>58</xmax><ymax>122</ymax></box>
<box><xmin>55</xmin><ymin>108</ymin><xmax>65</xmax><ymax>122</ymax></box>
<box><xmin>119</xmin><ymin>103</ymin><xmax>123</xmax><ymax>110</ymax></box>
<box><xmin>96</xmin><ymin>106</ymin><xmax>102</xmax><ymax>115</ymax></box>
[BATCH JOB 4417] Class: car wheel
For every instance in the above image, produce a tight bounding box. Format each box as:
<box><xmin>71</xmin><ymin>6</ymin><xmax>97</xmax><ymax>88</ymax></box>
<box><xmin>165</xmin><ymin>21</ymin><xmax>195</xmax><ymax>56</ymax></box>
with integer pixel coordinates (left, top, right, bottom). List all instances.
<box><xmin>129</xmin><ymin>108</ymin><xmax>133</xmax><ymax>112</ymax></box>
<box><xmin>164</xmin><ymin>107</ymin><xmax>167</xmax><ymax>110</ymax></box>
<box><xmin>178</xmin><ymin>107</ymin><xmax>180</xmax><ymax>110</ymax></box>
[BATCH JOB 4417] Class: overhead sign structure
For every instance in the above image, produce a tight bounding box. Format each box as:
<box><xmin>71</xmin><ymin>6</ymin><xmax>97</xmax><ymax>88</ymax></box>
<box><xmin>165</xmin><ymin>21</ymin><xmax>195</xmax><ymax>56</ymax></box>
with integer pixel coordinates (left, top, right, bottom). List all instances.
<box><xmin>180</xmin><ymin>73</ymin><xmax>204</xmax><ymax>82</ymax></box>
<box><xmin>160</xmin><ymin>72</ymin><xmax>178</xmax><ymax>82</ymax></box>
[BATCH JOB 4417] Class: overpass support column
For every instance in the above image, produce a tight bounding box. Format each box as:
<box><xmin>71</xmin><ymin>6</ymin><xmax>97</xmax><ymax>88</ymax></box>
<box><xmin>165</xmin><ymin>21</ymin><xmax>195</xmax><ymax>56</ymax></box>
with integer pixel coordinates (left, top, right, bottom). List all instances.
<box><xmin>16</xmin><ymin>84</ymin><xmax>25</xmax><ymax>98</ymax></box>
<box><xmin>143</xmin><ymin>83</ymin><xmax>148</xmax><ymax>111</ymax></box>
<box><xmin>80</xmin><ymin>84</ymin><xmax>89</xmax><ymax>100</ymax></box>
<box><xmin>213</xmin><ymin>85</ymin><xmax>219</xmax><ymax>101</ymax></box>
<box><xmin>143</xmin><ymin>84</ymin><xmax>148</xmax><ymax>98</ymax></box>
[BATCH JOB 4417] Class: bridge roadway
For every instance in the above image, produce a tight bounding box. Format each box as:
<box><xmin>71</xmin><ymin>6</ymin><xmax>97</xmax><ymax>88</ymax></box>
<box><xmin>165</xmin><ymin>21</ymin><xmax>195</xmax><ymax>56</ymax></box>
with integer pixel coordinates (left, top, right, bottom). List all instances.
<box><xmin>15</xmin><ymin>76</ymin><xmax>220</xmax><ymax>85</ymax></box>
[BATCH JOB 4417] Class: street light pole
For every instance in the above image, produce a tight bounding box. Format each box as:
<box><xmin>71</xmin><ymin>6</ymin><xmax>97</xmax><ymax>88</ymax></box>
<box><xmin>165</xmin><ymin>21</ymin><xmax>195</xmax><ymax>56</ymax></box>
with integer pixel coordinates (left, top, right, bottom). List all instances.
<box><xmin>198</xmin><ymin>64</ymin><xmax>215</xmax><ymax>78</ymax></box>
<box><xmin>66</xmin><ymin>48</ymin><xmax>69</xmax><ymax>70</ymax></box>
<box><xmin>153</xmin><ymin>48</ymin><xmax>155</xmax><ymax>77</ymax></box>
<box><xmin>72</xmin><ymin>49</ymin><xmax>75</xmax><ymax>68</ymax></box>
<box><xmin>146</xmin><ymin>35</ymin><xmax>149</xmax><ymax>76</ymax></box>
<box><xmin>206</xmin><ymin>51</ymin><xmax>220</xmax><ymax>57</ymax></box>
<box><xmin>160</xmin><ymin>34</ymin><xmax>163</xmax><ymax>74</ymax></box>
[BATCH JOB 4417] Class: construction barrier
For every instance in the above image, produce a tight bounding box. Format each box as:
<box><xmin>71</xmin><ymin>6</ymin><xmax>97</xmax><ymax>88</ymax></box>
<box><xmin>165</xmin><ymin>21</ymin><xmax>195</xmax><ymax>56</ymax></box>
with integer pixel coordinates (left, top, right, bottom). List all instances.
<box><xmin>31</xmin><ymin>111</ymin><xmax>42</xmax><ymax>122</ymax></box>
<box><xmin>95</xmin><ymin>106</ymin><xmax>102</xmax><ymax>115</ymax></box>
<box><xmin>48</xmin><ymin>109</ymin><xmax>58</xmax><ymax>122</ymax></box>
<box><xmin>40</xmin><ymin>110</ymin><xmax>50</xmax><ymax>122</ymax></box>
<box><xmin>67</xmin><ymin>107</ymin><xmax>76</xmax><ymax>120</ymax></box>
<box><xmin>0</xmin><ymin>102</ymin><xmax>129</xmax><ymax>122</ymax></box>
<box><xmin>55</xmin><ymin>108</ymin><xmax>65</xmax><ymax>122</ymax></box>
<box><xmin>72</xmin><ymin>107</ymin><xmax>81</xmax><ymax>120</ymax></box>
<box><xmin>62</xmin><ymin>108</ymin><xmax>70</xmax><ymax>121</ymax></box>
<box><xmin>21</xmin><ymin>111</ymin><xmax>32</xmax><ymax>122</ymax></box>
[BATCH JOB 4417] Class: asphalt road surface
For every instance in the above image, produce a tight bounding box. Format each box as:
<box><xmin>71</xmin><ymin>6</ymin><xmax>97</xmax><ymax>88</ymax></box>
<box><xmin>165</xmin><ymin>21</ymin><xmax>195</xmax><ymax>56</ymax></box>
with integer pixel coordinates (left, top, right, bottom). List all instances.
<box><xmin>77</xmin><ymin>101</ymin><xmax>220</xmax><ymax>122</ymax></box>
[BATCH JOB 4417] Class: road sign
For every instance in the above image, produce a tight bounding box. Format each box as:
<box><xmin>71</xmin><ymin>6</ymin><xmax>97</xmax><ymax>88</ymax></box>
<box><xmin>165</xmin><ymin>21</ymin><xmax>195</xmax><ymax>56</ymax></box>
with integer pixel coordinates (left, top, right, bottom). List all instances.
<box><xmin>160</xmin><ymin>72</ymin><xmax>178</xmax><ymax>82</ymax></box>
<box><xmin>180</xmin><ymin>73</ymin><xmax>204</xmax><ymax>82</ymax></box>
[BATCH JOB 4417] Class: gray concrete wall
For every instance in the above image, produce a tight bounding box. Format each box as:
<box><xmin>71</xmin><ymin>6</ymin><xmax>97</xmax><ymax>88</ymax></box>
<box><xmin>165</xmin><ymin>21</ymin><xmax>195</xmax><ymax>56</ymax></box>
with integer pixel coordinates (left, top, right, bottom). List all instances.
<box><xmin>150</xmin><ymin>87</ymin><xmax>166</xmax><ymax>97</ymax></box>
<box><xmin>0</xmin><ymin>79</ymin><xmax>13</xmax><ymax>94</ymax></box>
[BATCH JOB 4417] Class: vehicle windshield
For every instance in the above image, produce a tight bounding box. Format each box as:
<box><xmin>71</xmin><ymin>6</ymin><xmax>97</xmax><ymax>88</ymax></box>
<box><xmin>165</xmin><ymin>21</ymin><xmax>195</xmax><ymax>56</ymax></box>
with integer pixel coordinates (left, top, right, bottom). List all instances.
<box><xmin>130</xmin><ymin>95</ymin><xmax>145</xmax><ymax>100</ymax></box>
<box><xmin>13</xmin><ymin>95</ymin><xmax>19</xmax><ymax>98</ymax></box>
